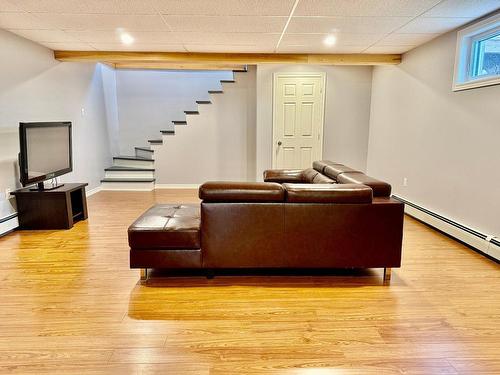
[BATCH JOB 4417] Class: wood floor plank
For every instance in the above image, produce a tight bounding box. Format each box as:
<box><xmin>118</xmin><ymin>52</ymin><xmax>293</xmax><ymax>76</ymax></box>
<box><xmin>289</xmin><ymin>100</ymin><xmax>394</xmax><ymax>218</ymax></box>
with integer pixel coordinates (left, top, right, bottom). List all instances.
<box><xmin>0</xmin><ymin>189</ymin><xmax>498</xmax><ymax>374</ymax></box>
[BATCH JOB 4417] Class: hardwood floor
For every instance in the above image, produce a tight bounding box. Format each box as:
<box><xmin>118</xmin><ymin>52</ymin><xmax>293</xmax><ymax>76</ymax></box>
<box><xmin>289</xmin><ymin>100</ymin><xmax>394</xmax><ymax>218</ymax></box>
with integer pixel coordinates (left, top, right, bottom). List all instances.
<box><xmin>0</xmin><ymin>189</ymin><xmax>498</xmax><ymax>374</ymax></box>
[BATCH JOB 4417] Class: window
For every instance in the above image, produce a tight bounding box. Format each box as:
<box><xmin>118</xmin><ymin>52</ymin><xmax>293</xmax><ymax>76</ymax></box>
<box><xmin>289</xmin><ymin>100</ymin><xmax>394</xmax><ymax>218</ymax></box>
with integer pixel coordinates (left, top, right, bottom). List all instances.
<box><xmin>453</xmin><ymin>13</ymin><xmax>500</xmax><ymax>91</ymax></box>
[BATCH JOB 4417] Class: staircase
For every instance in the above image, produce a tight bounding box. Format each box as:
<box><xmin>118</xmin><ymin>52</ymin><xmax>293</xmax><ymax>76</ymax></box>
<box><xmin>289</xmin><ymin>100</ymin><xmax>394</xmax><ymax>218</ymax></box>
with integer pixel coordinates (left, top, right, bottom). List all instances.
<box><xmin>100</xmin><ymin>67</ymin><xmax>247</xmax><ymax>191</ymax></box>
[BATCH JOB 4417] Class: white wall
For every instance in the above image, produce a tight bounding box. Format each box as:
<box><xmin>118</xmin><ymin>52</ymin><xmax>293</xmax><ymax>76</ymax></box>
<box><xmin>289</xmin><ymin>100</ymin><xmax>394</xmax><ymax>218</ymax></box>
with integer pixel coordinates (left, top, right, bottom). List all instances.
<box><xmin>115</xmin><ymin>69</ymin><xmax>233</xmax><ymax>155</ymax></box>
<box><xmin>367</xmin><ymin>30</ymin><xmax>500</xmax><ymax>237</ymax></box>
<box><xmin>154</xmin><ymin>67</ymin><xmax>257</xmax><ymax>184</ymax></box>
<box><xmin>0</xmin><ymin>29</ymin><xmax>112</xmax><ymax>219</ymax></box>
<box><xmin>255</xmin><ymin>64</ymin><xmax>373</xmax><ymax>179</ymax></box>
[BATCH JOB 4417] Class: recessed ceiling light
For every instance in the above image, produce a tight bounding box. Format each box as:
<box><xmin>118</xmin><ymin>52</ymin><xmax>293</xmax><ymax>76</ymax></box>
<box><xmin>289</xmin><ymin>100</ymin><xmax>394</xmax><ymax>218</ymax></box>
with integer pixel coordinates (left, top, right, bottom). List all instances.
<box><xmin>120</xmin><ymin>33</ymin><xmax>134</xmax><ymax>45</ymax></box>
<box><xmin>323</xmin><ymin>35</ymin><xmax>337</xmax><ymax>47</ymax></box>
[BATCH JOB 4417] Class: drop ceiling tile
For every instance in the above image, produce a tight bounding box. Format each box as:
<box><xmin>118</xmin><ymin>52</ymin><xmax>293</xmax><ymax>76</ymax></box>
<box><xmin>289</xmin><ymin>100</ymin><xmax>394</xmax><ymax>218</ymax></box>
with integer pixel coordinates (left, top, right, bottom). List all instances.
<box><xmin>295</xmin><ymin>0</ymin><xmax>442</xmax><ymax>17</ymax></box>
<box><xmin>40</xmin><ymin>41</ymin><xmax>96</xmax><ymax>50</ymax></box>
<box><xmin>32</xmin><ymin>13</ymin><xmax>169</xmax><ymax>31</ymax></box>
<box><xmin>378</xmin><ymin>33</ymin><xmax>440</xmax><ymax>45</ymax></box>
<box><xmin>287</xmin><ymin>16</ymin><xmax>412</xmax><ymax>34</ymax></box>
<box><xmin>423</xmin><ymin>0</ymin><xmax>500</xmax><ymax>18</ymax></box>
<box><xmin>277</xmin><ymin>45</ymin><xmax>365</xmax><ymax>53</ymax></box>
<box><xmin>181</xmin><ymin>32</ymin><xmax>281</xmax><ymax>45</ymax></box>
<box><xmin>184</xmin><ymin>44</ymin><xmax>275</xmax><ymax>53</ymax></box>
<box><xmin>0</xmin><ymin>0</ymin><xmax>22</xmax><ymax>12</ymax></box>
<box><xmin>8</xmin><ymin>29</ymin><xmax>82</xmax><ymax>42</ymax></box>
<box><xmin>282</xmin><ymin>33</ymin><xmax>383</xmax><ymax>47</ymax></box>
<box><xmin>90</xmin><ymin>43</ymin><xmax>186</xmax><ymax>51</ymax></box>
<box><xmin>66</xmin><ymin>30</ymin><xmax>186</xmax><ymax>44</ymax></box>
<box><xmin>397</xmin><ymin>17</ymin><xmax>474</xmax><ymax>34</ymax></box>
<box><xmin>0</xmin><ymin>12</ymin><xmax>51</xmax><ymax>29</ymax></box>
<box><xmin>153</xmin><ymin>0</ymin><xmax>295</xmax><ymax>16</ymax></box>
<box><xmin>364</xmin><ymin>45</ymin><xmax>415</xmax><ymax>53</ymax></box>
<box><xmin>163</xmin><ymin>15</ymin><xmax>287</xmax><ymax>33</ymax></box>
<box><xmin>11</xmin><ymin>0</ymin><xmax>157</xmax><ymax>14</ymax></box>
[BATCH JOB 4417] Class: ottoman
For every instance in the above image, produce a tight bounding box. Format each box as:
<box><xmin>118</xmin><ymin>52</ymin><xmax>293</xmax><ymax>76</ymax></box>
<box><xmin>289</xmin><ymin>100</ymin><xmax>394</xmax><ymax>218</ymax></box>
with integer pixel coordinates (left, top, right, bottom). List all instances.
<box><xmin>128</xmin><ymin>204</ymin><xmax>202</xmax><ymax>280</ymax></box>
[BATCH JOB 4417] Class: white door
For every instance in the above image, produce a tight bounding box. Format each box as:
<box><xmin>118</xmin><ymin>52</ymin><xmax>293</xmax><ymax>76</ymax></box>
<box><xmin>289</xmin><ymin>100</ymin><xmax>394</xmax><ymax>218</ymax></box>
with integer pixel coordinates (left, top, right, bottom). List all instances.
<box><xmin>272</xmin><ymin>73</ymin><xmax>326</xmax><ymax>169</ymax></box>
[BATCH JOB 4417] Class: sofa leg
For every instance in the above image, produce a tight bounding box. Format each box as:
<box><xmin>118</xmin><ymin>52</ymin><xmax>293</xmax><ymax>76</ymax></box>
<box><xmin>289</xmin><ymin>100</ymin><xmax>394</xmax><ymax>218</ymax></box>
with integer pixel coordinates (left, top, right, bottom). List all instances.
<box><xmin>383</xmin><ymin>267</ymin><xmax>392</xmax><ymax>284</ymax></box>
<box><xmin>140</xmin><ymin>268</ymin><xmax>148</xmax><ymax>281</ymax></box>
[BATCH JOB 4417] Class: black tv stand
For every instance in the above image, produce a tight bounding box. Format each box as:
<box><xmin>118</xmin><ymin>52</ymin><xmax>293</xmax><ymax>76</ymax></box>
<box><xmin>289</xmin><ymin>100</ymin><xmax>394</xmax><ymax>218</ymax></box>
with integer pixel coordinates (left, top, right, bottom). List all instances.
<box><xmin>11</xmin><ymin>183</ymin><xmax>88</xmax><ymax>229</ymax></box>
<box><xmin>30</xmin><ymin>181</ymin><xmax>65</xmax><ymax>191</ymax></box>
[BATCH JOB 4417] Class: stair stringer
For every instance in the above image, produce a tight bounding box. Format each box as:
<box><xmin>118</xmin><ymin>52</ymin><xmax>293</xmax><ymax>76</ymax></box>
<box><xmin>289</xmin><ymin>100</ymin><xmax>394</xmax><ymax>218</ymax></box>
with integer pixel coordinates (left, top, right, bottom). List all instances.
<box><xmin>154</xmin><ymin>69</ymin><xmax>256</xmax><ymax>185</ymax></box>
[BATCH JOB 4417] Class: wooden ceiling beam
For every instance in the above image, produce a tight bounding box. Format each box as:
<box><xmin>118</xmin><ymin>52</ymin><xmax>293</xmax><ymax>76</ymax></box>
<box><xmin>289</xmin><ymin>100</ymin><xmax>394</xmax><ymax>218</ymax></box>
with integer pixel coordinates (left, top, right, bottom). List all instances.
<box><xmin>54</xmin><ymin>51</ymin><xmax>401</xmax><ymax>67</ymax></box>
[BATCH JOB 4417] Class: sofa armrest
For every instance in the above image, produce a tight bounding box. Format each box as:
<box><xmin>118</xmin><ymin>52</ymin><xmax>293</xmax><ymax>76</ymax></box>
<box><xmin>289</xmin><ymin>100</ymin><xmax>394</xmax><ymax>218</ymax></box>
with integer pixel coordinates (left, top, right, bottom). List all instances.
<box><xmin>263</xmin><ymin>169</ymin><xmax>305</xmax><ymax>183</ymax></box>
<box><xmin>199</xmin><ymin>181</ymin><xmax>285</xmax><ymax>202</ymax></box>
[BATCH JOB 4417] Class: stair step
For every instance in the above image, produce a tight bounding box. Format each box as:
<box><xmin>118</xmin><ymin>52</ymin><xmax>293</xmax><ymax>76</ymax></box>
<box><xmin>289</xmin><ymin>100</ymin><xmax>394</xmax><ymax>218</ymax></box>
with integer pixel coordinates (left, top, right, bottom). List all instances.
<box><xmin>196</xmin><ymin>100</ymin><xmax>211</xmax><ymax>104</ymax></box>
<box><xmin>208</xmin><ymin>90</ymin><xmax>223</xmax><ymax>94</ymax></box>
<box><xmin>220</xmin><ymin>80</ymin><xmax>235</xmax><ymax>83</ymax></box>
<box><xmin>105</xmin><ymin>166</ymin><xmax>155</xmax><ymax>172</ymax></box>
<box><xmin>134</xmin><ymin>147</ymin><xmax>153</xmax><ymax>153</ymax></box>
<box><xmin>184</xmin><ymin>110</ymin><xmax>199</xmax><ymax>115</ymax></box>
<box><xmin>148</xmin><ymin>139</ymin><xmax>163</xmax><ymax>144</ymax></box>
<box><xmin>161</xmin><ymin>130</ymin><xmax>175</xmax><ymax>134</ymax></box>
<box><xmin>113</xmin><ymin>156</ymin><xmax>154</xmax><ymax>161</ymax></box>
<box><xmin>101</xmin><ymin>178</ymin><xmax>155</xmax><ymax>183</ymax></box>
<box><xmin>172</xmin><ymin>120</ymin><xmax>187</xmax><ymax>125</ymax></box>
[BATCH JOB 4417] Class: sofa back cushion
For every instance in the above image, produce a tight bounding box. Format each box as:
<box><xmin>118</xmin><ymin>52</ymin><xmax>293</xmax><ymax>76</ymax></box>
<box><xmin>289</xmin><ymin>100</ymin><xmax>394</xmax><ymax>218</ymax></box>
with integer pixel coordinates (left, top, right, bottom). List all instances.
<box><xmin>336</xmin><ymin>172</ymin><xmax>392</xmax><ymax>197</ymax></box>
<box><xmin>263</xmin><ymin>169</ymin><xmax>303</xmax><ymax>183</ymax></box>
<box><xmin>312</xmin><ymin>173</ymin><xmax>335</xmax><ymax>184</ymax></box>
<box><xmin>323</xmin><ymin>164</ymin><xmax>360</xmax><ymax>179</ymax></box>
<box><xmin>283</xmin><ymin>183</ymin><xmax>373</xmax><ymax>203</ymax></box>
<box><xmin>199</xmin><ymin>182</ymin><xmax>285</xmax><ymax>202</ymax></box>
<box><xmin>301</xmin><ymin>168</ymin><xmax>319</xmax><ymax>182</ymax></box>
<box><xmin>312</xmin><ymin>160</ymin><xmax>342</xmax><ymax>173</ymax></box>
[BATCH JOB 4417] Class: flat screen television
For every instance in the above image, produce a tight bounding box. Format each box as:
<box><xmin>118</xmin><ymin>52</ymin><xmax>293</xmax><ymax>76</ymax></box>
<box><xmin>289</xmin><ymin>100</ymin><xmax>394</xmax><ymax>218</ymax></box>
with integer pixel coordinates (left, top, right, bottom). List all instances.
<box><xmin>19</xmin><ymin>122</ymin><xmax>72</xmax><ymax>191</ymax></box>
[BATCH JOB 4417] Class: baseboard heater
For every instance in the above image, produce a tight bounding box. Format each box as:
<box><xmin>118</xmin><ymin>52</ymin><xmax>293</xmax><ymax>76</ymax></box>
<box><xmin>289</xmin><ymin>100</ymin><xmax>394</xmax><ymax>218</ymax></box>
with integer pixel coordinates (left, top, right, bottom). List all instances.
<box><xmin>393</xmin><ymin>195</ymin><xmax>499</xmax><ymax>262</ymax></box>
<box><xmin>0</xmin><ymin>213</ymin><xmax>19</xmax><ymax>237</ymax></box>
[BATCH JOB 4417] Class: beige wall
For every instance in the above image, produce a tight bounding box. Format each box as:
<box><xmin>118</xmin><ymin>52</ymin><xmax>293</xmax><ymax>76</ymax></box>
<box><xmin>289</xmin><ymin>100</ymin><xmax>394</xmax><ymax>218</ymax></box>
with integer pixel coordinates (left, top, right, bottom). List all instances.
<box><xmin>255</xmin><ymin>64</ymin><xmax>373</xmax><ymax>179</ymax></box>
<box><xmin>367</xmin><ymin>30</ymin><xmax>500</xmax><ymax>236</ymax></box>
<box><xmin>0</xmin><ymin>29</ymin><xmax>112</xmax><ymax>219</ymax></box>
<box><xmin>154</xmin><ymin>67</ymin><xmax>257</xmax><ymax>184</ymax></box>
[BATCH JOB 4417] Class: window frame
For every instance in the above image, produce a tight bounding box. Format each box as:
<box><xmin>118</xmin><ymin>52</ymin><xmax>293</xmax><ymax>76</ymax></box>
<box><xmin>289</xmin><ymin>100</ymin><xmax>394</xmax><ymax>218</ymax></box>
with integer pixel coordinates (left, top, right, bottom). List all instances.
<box><xmin>453</xmin><ymin>12</ymin><xmax>500</xmax><ymax>91</ymax></box>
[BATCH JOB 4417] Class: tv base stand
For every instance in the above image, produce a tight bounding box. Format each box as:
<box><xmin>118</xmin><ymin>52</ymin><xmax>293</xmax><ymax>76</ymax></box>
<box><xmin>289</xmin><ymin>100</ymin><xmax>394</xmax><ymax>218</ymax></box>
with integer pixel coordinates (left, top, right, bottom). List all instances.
<box><xmin>11</xmin><ymin>183</ymin><xmax>88</xmax><ymax>229</ymax></box>
<box><xmin>29</xmin><ymin>181</ymin><xmax>65</xmax><ymax>191</ymax></box>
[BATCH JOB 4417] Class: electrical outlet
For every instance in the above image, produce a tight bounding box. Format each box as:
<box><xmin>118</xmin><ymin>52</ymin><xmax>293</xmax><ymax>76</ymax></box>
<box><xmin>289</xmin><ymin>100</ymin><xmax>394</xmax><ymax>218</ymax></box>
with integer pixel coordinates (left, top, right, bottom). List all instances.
<box><xmin>5</xmin><ymin>188</ymin><xmax>11</xmax><ymax>199</ymax></box>
<box><xmin>403</xmin><ymin>177</ymin><xmax>408</xmax><ymax>187</ymax></box>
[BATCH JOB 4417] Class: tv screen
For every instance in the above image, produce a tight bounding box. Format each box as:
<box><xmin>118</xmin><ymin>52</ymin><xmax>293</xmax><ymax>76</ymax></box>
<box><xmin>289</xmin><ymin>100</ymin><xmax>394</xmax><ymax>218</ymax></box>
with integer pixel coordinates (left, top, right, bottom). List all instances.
<box><xmin>19</xmin><ymin>122</ymin><xmax>72</xmax><ymax>186</ymax></box>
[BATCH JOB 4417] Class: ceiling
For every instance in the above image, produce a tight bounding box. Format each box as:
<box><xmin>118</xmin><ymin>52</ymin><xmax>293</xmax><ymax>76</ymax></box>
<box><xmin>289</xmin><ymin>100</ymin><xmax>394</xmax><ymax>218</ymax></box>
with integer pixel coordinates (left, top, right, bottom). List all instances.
<box><xmin>0</xmin><ymin>0</ymin><xmax>499</xmax><ymax>54</ymax></box>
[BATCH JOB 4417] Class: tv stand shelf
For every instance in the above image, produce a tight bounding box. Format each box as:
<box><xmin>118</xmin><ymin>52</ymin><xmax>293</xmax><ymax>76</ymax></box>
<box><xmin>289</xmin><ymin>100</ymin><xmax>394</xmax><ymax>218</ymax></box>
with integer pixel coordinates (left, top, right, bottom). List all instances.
<box><xmin>11</xmin><ymin>183</ymin><xmax>88</xmax><ymax>230</ymax></box>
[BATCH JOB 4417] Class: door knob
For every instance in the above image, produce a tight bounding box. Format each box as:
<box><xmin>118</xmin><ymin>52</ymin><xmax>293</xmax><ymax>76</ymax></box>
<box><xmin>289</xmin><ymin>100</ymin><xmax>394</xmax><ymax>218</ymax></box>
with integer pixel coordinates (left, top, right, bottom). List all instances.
<box><xmin>277</xmin><ymin>141</ymin><xmax>282</xmax><ymax>146</ymax></box>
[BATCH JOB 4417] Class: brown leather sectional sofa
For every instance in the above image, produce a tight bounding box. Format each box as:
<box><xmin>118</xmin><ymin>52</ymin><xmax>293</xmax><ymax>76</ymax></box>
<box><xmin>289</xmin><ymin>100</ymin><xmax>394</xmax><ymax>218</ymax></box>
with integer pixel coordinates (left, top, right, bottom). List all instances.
<box><xmin>129</xmin><ymin>160</ymin><xmax>404</xmax><ymax>283</ymax></box>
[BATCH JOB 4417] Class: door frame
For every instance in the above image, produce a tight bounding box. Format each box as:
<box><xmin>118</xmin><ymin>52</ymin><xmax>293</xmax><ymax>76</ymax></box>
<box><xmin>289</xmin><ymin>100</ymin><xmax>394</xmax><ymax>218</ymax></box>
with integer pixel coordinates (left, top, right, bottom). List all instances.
<box><xmin>272</xmin><ymin>72</ymin><xmax>326</xmax><ymax>169</ymax></box>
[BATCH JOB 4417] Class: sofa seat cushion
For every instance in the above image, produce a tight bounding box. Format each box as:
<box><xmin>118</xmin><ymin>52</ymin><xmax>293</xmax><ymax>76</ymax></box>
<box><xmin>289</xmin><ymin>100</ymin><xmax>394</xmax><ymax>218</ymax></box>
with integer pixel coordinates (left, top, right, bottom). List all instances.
<box><xmin>283</xmin><ymin>183</ymin><xmax>373</xmax><ymax>203</ymax></box>
<box><xmin>337</xmin><ymin>172</ymin><xmax>392</xmax><ymax>197</ymax></box>
<box><xmin>128</xmin><ymin>204</ymin><xmax>200</xmax><ymax>250</ymax></box>
<box><xmin>323</xmin><ymin>164</ymin><xmax>360</xmax><ymax>179</ymax></box>
<box><xmin>200</xmin><ymin>181</ymin><xmax>285</xmax><ymax>202</ymax></box>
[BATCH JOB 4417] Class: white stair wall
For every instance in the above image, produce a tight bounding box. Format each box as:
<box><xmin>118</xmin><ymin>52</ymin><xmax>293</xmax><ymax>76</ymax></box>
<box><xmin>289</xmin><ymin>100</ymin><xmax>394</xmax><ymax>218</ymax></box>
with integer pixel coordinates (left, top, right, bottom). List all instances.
<box><xmin>155</xmin><ymin>67</ymin><xmax>257</xmax><ymax>184</ymax></box>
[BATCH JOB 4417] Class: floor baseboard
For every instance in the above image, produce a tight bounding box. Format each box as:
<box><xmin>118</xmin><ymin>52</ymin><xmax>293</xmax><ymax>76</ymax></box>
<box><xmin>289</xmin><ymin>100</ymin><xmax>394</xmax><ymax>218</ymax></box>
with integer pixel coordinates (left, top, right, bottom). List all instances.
<box><xmin>86</xmin><ymin>185</ymin><xmax>102</xmax><ymax>197</ymax></box>
<box><xmin>393</xmin><ymin>195</ymin><xmax>499</xmax><ymax>262</ymax></box>
<box><xmin>155</xmin><ymin>184</ymin><xmax>200</xmax><ymax>189</ymax></box>
<box><xmin>0</xmin><ymin>214</ymin><xmax>19</xmax><ymax>237</ymax></box>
